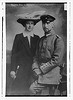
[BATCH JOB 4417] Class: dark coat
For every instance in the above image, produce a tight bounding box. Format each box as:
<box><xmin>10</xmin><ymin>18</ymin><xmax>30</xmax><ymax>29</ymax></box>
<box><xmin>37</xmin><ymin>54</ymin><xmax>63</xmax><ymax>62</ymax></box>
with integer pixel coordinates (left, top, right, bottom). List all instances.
<box><xmin>33</xmin><ymin>31</ymin><xmax>65</xmax><ymax>85</ymax></box>
<box><xmin>10</xmin><ymin>33</ymin><xmax>40</xmax><ymax>94</ymax></box>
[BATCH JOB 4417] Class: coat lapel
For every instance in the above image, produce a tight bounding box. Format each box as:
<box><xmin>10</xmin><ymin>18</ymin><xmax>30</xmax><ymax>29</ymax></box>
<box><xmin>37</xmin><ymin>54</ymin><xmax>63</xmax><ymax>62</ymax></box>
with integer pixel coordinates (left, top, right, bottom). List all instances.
<box><xmin>20</xmin><ymin>33</ymin><xmax>32</xmax><ymax>56</ymax></box>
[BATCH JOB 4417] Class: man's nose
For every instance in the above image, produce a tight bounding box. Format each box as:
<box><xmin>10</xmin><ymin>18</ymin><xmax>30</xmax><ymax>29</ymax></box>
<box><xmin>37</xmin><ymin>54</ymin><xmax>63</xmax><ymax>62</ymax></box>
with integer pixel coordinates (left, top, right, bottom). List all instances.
<box><xmin>29</xmin><ymin>23</ymin><xmax>33</xmax><ymax>27</ymax></box>
<box><xmin>44</xmin><ymin>23</ymin><xmax>48</xmax><ymax>27</ymax></box>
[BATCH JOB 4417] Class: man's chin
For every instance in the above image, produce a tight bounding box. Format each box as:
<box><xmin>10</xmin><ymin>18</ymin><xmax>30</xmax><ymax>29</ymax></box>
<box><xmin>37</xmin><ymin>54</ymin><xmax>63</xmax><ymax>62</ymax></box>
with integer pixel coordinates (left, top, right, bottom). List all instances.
<box><xmin>44</xmin><ymin>28</ymin><xmax>51</xmax><ymax>31</ymax></box>
<box><xmin>44</xmin><ymin>29</ymin><xmax>49</xmax><ymax>32</ymax></box>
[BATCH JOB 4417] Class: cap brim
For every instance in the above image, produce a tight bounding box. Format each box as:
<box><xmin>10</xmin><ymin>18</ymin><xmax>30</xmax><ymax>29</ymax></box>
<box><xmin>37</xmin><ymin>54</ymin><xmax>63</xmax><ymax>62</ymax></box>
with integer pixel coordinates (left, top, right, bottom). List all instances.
<box><xmin>41</xmin><ymin>15</ymin><xmax>55</xmax><ymax>22</ymax></box>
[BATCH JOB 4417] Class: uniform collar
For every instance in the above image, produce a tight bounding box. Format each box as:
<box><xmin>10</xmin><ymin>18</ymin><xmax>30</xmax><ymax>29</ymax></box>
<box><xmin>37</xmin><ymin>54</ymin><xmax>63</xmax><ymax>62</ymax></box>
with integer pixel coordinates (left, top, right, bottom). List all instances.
<box><xmin>45</xmin><ymin>29</ymin><xmax>55</xmax><ymax>37</ymax></box>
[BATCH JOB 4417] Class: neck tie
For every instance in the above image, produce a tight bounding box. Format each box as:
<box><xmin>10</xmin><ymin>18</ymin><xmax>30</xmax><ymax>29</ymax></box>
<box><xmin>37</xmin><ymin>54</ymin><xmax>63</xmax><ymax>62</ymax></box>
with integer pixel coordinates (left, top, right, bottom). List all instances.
<box><xmin>27</xmin><ymin>36</ymin><xmax>32</xmax><ymax>48</ymax></box>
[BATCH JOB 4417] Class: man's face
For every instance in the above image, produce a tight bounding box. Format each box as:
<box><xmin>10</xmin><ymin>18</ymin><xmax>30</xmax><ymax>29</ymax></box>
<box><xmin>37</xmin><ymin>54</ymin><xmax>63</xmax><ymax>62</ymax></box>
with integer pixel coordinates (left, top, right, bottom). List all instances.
<box><xmin>25</xmin><ymin>21</ymin><xmax>34</xmax><ymax>32</ymax></box>
<box><xmin>42</xmin><ymin>21</ymin><xmax>53</xmax><ymax>33</ymax></box>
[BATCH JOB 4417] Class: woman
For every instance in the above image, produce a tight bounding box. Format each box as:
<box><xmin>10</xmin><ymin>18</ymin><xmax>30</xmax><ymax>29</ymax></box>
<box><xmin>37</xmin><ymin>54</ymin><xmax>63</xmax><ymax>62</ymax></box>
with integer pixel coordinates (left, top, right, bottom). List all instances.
<box><xmin>10</xmin><ymin>12</ymin><xmax>41</xmax><ymax>95</ymax></box>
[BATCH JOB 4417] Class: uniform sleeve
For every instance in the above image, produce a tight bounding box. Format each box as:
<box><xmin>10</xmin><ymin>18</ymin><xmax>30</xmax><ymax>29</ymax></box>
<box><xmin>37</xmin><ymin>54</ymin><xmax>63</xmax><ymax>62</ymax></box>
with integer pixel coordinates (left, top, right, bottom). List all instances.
<box><xmin>11</xmin><ymin>34</ymin><xmax>19</xmax><ymax>71</ymax></box>
<box><xmin>40</xmin><ymin>37</ymin><xmax>65</xmax><ymax>74</ymax></box>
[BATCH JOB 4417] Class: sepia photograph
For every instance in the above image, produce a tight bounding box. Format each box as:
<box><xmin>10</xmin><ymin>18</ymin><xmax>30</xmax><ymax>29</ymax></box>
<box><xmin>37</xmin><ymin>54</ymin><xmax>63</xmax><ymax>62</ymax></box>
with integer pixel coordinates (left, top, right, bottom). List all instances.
<box><xmin>1</xmin><ymin>1</ymin><xmax>69</xmax><ymax>98</ymax></box>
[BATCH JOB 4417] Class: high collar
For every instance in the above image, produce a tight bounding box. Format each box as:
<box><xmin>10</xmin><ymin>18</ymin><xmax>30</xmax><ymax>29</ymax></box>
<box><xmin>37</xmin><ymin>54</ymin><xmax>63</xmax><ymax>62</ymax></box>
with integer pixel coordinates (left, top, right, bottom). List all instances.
<box><xmin>23</xmin><ymin>31</ymin><xmax>34</xmax><ymax>37</ymax></box>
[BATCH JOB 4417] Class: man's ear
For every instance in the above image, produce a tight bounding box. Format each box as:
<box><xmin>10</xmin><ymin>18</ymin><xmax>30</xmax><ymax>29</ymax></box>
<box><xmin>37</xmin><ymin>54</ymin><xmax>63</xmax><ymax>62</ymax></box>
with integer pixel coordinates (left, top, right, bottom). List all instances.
<box><xmin>50</xmin><ymin>22</ymin><xmax>55</xmax><ymax>29</ymax></box>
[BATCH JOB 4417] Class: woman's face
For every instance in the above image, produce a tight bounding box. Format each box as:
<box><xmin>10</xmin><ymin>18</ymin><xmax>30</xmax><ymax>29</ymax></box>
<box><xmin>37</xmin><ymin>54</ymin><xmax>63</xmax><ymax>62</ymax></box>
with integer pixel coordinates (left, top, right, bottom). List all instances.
<box><xmin>25</xmin><ymin>21</ymin><xmax>34</xmax><ymax>32</ymax></box>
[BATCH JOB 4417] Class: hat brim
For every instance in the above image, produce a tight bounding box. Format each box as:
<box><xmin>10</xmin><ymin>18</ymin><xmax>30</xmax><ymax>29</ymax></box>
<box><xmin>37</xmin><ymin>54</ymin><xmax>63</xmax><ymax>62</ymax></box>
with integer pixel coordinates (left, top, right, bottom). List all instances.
<box><xmin>17</xmin><ymin>18</ymin><xmax>40</xmax><ymax>26</ymax></box>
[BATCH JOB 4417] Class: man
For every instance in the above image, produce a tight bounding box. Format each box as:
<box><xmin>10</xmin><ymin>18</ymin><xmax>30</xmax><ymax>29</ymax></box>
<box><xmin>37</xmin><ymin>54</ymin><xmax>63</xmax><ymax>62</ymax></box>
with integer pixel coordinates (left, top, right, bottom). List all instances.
<box><xmin>10</xmin><ymin>12</ymin><xmax>41</xmax><ymax>95</ymax></box>
<box><xmin>30</xmin><ymin>14</ymin><xmax>65</xmax><ymax>95</ymax></box>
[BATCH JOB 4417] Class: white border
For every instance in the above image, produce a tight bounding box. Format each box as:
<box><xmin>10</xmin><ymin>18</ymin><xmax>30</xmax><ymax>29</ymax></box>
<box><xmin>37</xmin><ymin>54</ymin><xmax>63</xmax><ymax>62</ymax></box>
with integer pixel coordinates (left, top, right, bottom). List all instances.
<box><xmin>1</xmin><ymin>2</ymin><xmax>6</xmax><ymax>98</ymax></box>
<box><xmin>0</xmin><ymin>0</ymin><xmax>73</xmax><ymax>100</ymax></box>
<box><xmin>0</xmin><ymin>1</ymin><xmax>2</xmax><ymax>99</ymax></box>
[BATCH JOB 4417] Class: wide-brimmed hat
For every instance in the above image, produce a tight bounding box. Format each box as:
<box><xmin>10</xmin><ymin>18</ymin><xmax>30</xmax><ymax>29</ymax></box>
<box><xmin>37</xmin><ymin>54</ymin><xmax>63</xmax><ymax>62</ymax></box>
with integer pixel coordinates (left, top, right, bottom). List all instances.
<box><xmin>17</xmin><ymin>11</ymin><xmax>45</xmax><ymax>26</ymax></box>
<box><xmin>40</xmin><ymin>14</ymin><xmax>55</xmax><ymax>23</ymax></box>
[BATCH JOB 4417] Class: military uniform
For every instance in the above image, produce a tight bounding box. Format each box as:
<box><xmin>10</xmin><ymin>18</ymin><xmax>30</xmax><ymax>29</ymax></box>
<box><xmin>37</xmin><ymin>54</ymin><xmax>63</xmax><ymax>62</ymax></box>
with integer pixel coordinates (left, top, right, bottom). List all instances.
<box><xmin>30</xmin><ymin>14</ymin><xmax>65</xmax><ymax>95</ymax></box>
<box><xmin>35</xmin><ymin>31</ymin><xmax>64</xmax><ymax>84</ymax></box>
